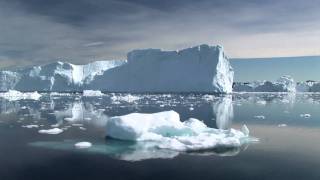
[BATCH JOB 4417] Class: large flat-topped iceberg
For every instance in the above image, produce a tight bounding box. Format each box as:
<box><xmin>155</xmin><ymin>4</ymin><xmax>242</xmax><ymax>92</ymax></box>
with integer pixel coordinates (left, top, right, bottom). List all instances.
<box><xmin>0</xmin><ymin>44</ymin><xmax>233</xmax><ymax>93</ymax></box>
<box><xmin>89</xmin><ymin>45</ymin><xmax>234</xmax><ymax>93</ymax></box>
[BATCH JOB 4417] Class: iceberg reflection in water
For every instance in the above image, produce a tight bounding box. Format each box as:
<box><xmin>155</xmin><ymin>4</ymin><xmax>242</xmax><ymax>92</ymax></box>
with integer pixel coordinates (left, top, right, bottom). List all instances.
<box><xmin>0</xmin><ymin>93</ymin><xmax>254</xmax><ymax>161</ymax></box>
<box><xmin>30</xmin><ymin>139</ymin><xmax>250</xmax><ymax>162</ymax></box>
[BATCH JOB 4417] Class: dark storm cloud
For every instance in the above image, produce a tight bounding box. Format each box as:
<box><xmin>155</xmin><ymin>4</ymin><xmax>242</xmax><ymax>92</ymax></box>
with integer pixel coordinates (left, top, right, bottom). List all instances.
<box><xmin>0</xmin><ymin>0</ymin><xmax>320</xmax><ymax>68</ymax></box>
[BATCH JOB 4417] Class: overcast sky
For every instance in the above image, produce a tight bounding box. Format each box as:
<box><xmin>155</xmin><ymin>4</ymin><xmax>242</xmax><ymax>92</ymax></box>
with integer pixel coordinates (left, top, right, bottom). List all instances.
<box><xmin>0</xmin><ymin>0</ymin><xmax>320</xmax><ymax>68</ymax></box>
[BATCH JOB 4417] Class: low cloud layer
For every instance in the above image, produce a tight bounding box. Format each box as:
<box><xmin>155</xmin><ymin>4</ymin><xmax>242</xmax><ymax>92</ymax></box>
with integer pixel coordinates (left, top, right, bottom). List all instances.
<box><xmin>0</xmin><ymin>0</ymin><xmax>320</xmax><ymax>68</ymax></box>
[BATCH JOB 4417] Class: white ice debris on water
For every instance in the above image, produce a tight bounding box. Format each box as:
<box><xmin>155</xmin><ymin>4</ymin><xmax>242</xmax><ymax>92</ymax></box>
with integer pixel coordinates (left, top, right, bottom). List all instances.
<box><xmin>110</xmin><ymin>94</ymin><xmax>142</xmax><ymax>103</ymax></box>
<box><xmin>0</xmin><ymin>90</ymin><xmax>42</xmax><ymax>101</ymax></box>
<box><xmin>256</xmin><ymin>100</ymin><xmax>267</xmax><ymax>105</ymax></box>
<box><xmin>83</xmin><ymin>90</ymin><xmax>104</xmax><ymax>96</ymax></box>
<box><xmin>278</xmin><ymin>124</ymin><xmax>287</xmax><ymax>127</ymax></box>
<box><xmin>74</xmin><ymin>142</ymin><xmax>92</xmax><ymax>149</ymax></box>
<box><xmin>22</xmin><ymin>125</ymin><xmax>39</xmax><ymax>128</ymax></box>
<box><xmin>106</xmin><ymin>110</ymin><xmax>254</xmax><ymax>151</ymax></box>
<box><xmin>300</xmin><ymin>114</ymin><xmax>311</xmax><ymax>118</ymax></box>
<box><xmin>254</xmin><ymin>115</ymin><xmax>266</xmax><ymax>119</ymax></box>
<box><xmin>38</xmin><ymin>128</ymin><xmax>63</xmax><ymax>134</ymax></box>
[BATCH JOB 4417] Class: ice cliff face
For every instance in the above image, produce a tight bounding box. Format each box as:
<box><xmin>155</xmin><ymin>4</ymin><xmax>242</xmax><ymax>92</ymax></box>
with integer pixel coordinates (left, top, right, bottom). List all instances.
<box><xmin>88</xmin><ymin>44</ymin><xmax>233</xmax><ymax>93</ymax></box>
<box><xmin>0</xmin><ymin>71</ymin><xmax>21</xmax><ymax>91</ymax></box>
<box><xmin>0</xmin><ymin>44</ymin><xmax>233</xmax><ymax>93</ymax></box>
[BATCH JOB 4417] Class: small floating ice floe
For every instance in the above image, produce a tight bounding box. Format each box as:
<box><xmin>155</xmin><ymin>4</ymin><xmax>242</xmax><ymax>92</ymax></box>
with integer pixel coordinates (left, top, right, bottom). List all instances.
<box><xmin>111</xmin><ymin>94</ymin><xmax>142</xmax><ymax>103</ymax></box>
<box><xmin>79</xmin><ymin>127</ymin><xmax>87</xmax><ymax>131</ymax></box>
<box><xmin>50</xmin><ymin>124</ymin><xmax>60</xmax><ymax>128</ymax></box>
<box><xmin>38</xmin><ymin>128</ymin><xmax>63</xmax><ymax>135</ymax></box>
<box><xmin>106</xmin><ymin>110</ymin><xmax>256</xmax><ymax>151</ymax></box>
<box><xmin>74</xmin><ymin>142</ymin><xmax>92</xmax><ymax>149</ymax></box>
<box><xmin>300</xmin><ymin>114</ymin><xmax>311</xmax><ymax>118</ymax></box>
<box><xmin>22</xmin><ymin>125</ymin><xmax>39</xmax><ymax>128</ymax></box>
<box><xmin>83</xmin><ymin>90</ymin><xmax>104</xmax><ymax>97</ymax></box>
<box><xmin>256</xmin><ymin>100</ymin><xmax>267</xmax><ymax>105</ymax></box>
<box><xmin>71</xmin><ymin>123</ymin><xmax>83</xmax><ymax>127</ymax></box>
<box><xmin>278</xmin><ymin>124</ymin><xmax>287</xmax><ymax>127</ymax></box>
<box><xmin>254</xmin><ymin>115</ymin><xmax>266</xmax><ymax>119</ymax></box>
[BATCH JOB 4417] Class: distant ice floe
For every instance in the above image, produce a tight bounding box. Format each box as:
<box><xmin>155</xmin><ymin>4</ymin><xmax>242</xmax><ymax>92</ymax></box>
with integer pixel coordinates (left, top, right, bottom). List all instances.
<box><xmin>110</xmin><ymin>93</ymin><xmax>142</xmax><ymax>103</ymax></box>
<box><xmin>38</xmin><ymin>128</ymin><xmax>63</xmax><ymax>134</ymax></box>
<box><xmin>74</xmin><ymin>142</ymin><xmax>92</xmax><ymax>149</ymax></box>
<box><xmin>106</xmin><ymin>110</ymin><xmax>256</xmax><ymax>151</ymax></box>
<box><xmin>278</xmin><ymin>124</ymin><xmax>287</xmax><ymax>127</ymax></box>
<box><xmin>0</xmin><ymin>90</ymin><xmax>41</xmax><ymax>101</ymax></box>
<box><xmin>22</xmin><ymin>124</ymin><xmax>39</xmax><ymax>128</ymax></box>
<box><xmin>256</xmin><ymin>100</ymin><xmax>267</xmax><ymax>105</ymax></box>
<box><xmin>254</xmin><ymin>115</ymin><xmax>266</xmax><ymax>119</ymax></box>
<box><xmin>83</xmin><ymin>90</ymin><xmax>104</xmax><ymax>97</ymax></box>
<box><xmin>300</xmin><ymin>114</ymin><xmax>311</xmax><ymax>118</ymax></box>
<box><xmin>233</xmin><ymin>75</ymin><xmax>296</xmax><ymax>92</ymax></box>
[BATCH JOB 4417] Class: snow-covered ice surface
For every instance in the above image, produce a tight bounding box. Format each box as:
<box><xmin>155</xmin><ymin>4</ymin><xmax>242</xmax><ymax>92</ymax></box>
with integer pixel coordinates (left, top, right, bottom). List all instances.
<box><xmin>106</xmin><ymin>111</ymin><xmax>255</xmax><ymax>151</ymax></box>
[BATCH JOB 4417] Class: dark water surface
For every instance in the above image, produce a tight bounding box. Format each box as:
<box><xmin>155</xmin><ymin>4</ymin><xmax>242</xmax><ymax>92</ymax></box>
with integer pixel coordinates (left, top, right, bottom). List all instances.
<box><xmin>1</xmin><ymin>93</ymin><xmax>320</xmax><ymax>180</ymax></box>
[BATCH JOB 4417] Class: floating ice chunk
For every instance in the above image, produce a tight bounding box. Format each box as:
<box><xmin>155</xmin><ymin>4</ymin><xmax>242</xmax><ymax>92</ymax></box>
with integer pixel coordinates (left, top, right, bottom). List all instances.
<box><xmin>256</xmin><ymin>100</ymin><xmax>267</xmax><ymax>105</ymax></box>
<box><xmin>106</xmin><ymin>111</ymin><xmax>253</xmax><ymax>151</ymax></box>
<box><xmin>71</xmin><ymin>123</ymin><xmax>83</xmax><ymax>127</ymax></box>
<box><xmin>278</xmin><ymin>124</ymin><xmax>287</xmax><ymax>127</ymax></box>
<box><xmin>38</xmin><ymin>128</ymin><xmax>63</xmax><ymax>134</ymax></box>
<box><xmin>83</xmin><ymin>90</ymin><xmax>104</xmax><ymax>96</ymax></box>
<box><xmin>110</xmin><ymin>94</ymin><xmax>142</xmax><ymax>103</ymax></box>
<box><xmin>202</xmin><ymin>94</ymin><xmax>215</xmax><ymax>101</ymax></box>
<box><xmin>0</xmin><ymin>90</ymin><xmax>42</xmax><ymax>101</ymax></box>
<box><xmin>50</xmin><ymin>124</ymin><xmax>60</xmax><ymax>128</ymax></box>
<box><xmin>22</xmin><ymin>125</ymin><xmax>39</xmax><ymax>128</ymax></box>
<box><xmin>74</xmin><ymin>142</ymin><xmax>92</xmax><ymax>149</ymax></box>
<box><xmin>300</xmin><ymin>114</ymin><xmax>311</xmax><ymax>118</ymax></box>
<box><xmin>79</xmin><ymin>127</ymin><xmax>87</xmax><ymax>130</ymax></box>
<box><xmin>254</xmin><ymin>115</ymin><xmax>266</xmax><ymax>119</ymax></box>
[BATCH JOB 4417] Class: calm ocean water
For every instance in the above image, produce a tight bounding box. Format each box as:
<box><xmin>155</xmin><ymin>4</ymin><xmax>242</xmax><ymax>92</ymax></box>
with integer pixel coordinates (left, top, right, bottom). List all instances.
<box><xmin>1</xmin><ymin>93</ymin><xmax>320</xmax><ymax>180</ymax></box>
